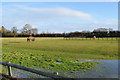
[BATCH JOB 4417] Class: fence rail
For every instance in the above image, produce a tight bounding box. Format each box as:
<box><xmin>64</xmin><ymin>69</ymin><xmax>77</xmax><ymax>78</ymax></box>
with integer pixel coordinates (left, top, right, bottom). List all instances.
<box><xmin>0</xmin><ymin>61</ymin><xmax>67</xmax><ymax>79</ymax></box>
<box><xmin>63</xmin><ymin>37</ymin><xmax>120</xmax><ymax>40</ymax></box>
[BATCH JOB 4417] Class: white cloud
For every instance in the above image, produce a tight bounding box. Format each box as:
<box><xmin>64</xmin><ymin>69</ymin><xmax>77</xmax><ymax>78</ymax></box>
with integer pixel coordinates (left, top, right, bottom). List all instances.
<box><xmin>36</xmin><ymin>19</ymin><xmax>118</xmax><ymax>33</ymax></box>
<box><xmin>93</xmin><ymin>19</ymin><xmax>118</xmax><ymax>25</ymax></box>
<box><xmin>13</xmin><ymin>5</ymin><xmax>93</xmax><ymax>20</ymax></box>
<box><xmin>79</xmin><ymin>19</ymin><xmax>118</xmax><ymax>31</ymax></box>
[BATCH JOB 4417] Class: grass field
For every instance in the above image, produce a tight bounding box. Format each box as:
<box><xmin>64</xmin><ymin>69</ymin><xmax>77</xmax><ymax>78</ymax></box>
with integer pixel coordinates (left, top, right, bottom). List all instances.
<box><xmin>1</xmin><ymin>37</ymin><xmax>119</xmax><ymax>73</ymax></box>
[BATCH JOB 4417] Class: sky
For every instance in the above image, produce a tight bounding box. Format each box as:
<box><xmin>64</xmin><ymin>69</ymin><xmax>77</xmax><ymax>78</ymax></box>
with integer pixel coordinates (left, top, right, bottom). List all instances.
<box><xmin>1</xmin><ymin>0</ymin><xmax>119</xmax><ymax>2</ymax></box>
<box><xmin>1</xmin><ymin>2</ymin><xmax>118</xmax><ymax>33</ymax></box>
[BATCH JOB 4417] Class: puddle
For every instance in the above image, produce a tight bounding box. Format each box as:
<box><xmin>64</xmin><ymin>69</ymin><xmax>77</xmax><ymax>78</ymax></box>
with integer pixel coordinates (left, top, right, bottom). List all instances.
<box><xmin>56</xmin><ymin>62</ymin><xmax>63</xmax><ymax>64</ymax></box>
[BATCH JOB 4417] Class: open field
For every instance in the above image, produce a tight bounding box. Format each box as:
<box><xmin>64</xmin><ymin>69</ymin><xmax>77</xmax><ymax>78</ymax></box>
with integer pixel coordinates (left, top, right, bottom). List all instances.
<box><xmin>1</xmin><ymin>37</ymin><xmax>119</xmax><ymax>73</ymax></box>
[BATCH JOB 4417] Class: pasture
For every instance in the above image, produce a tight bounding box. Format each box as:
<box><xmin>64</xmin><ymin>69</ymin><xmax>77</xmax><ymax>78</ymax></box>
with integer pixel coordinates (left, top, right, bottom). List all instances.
<box><xmin>1</xmin><ymin>37</ymin><xmax>119</xmax><ymax>73</ymax></box>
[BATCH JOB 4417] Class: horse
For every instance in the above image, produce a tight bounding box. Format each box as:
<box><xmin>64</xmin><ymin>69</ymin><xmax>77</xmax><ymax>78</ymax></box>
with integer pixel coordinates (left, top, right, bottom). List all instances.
<box><xmin>93</xmin><ymin>36</ymin><xmax>96</xmax><ymax>39</ymax></box>
<box><xmin>27</xmin><ymin>36</ymin><xmax>35</xmax><ymax>42</ymax></box>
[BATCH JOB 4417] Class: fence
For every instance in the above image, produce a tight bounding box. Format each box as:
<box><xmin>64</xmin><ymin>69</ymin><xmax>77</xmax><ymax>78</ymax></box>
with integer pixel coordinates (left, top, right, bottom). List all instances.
<box><xmin>0</xmin><ymin>61</ymin><xmax>68</xmax><ymax>79</ymax></box>
<box><xmin>64</xmin><ymin>37</ymin><xmax>120</xmax><ymax>40</ymax></box>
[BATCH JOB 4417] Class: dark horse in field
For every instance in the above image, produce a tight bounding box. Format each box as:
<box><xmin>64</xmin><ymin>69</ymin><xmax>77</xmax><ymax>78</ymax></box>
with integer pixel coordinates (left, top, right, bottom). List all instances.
<box><xmin>27</xmin><ymin>36</ymin><xmax>35</xmax><ymax>42</ymax></box>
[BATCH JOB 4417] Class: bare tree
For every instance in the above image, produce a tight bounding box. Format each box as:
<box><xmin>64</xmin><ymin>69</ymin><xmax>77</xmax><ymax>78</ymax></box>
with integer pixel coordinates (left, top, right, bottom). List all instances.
<box><xmin>11</xmin><ymin>26</ymin><xmax>18</xmax><ymax>37</ymax></box>
<box><xmin>21</xmin><ymin>24</ymin><xmax>32</xmax><ymax>35</ymax></box>
<box><xmin>21</xmin><ymin>24</ymin><xmax>38</xmax><ymax>36</ymax></box>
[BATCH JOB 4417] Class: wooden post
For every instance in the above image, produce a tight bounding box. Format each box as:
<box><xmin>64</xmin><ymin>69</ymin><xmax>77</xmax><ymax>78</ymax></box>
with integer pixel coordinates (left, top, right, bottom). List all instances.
<box><xmin>53</xmin><ymin>72</ymin><xmax>59</xmax><ymax>75</ymax></box>
<box><xmin>8</xmin><ymin>62</ymin><xmax>12</xmax><ymax>76</ymax></box>
<box><xmin>0</xmin><ymin>61</ymin><xmax>67</xmax><ymax>78</ymax></box>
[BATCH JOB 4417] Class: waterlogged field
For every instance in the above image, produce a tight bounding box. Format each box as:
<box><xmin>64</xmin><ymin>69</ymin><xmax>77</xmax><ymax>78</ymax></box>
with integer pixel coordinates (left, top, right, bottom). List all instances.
<box><xmin>1</xmin><ymin>37</ymin><xmax>119</xmax><ymax>75</ymax></box>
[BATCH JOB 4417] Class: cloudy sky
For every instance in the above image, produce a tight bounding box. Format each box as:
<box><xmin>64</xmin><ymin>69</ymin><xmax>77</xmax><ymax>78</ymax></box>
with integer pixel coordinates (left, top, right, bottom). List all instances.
<box><xmin>2</xmin><ymin>2</ymin><xmax>118</xmax><ymax>33</ymax></box>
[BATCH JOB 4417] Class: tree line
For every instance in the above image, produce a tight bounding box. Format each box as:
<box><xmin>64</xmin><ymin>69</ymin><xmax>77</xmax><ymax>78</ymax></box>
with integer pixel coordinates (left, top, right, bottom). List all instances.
<box><xmin>0</xmin><ymin>24</ymin><xmax>120</xmax><ymax>38</ymax></box>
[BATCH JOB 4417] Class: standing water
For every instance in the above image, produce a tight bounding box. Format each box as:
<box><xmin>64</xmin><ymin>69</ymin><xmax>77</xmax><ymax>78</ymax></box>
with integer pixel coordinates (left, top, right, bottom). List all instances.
<box><xmin>6</xmin><ymin>59</ymin><xmax>119</xmax><ymax>78</ymax></box>
<box><xmin>68</xmin><ymin>59</ymin><xmax>119</xmax><ymax>78</ymax></box>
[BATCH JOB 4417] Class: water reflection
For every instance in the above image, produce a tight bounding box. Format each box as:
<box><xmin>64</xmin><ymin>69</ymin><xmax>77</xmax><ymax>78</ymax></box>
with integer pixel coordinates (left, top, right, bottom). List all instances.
<box><xmin>71</xmin><ymin>60</ymin><xmax>119</xmax><ymax>78</ymax></box>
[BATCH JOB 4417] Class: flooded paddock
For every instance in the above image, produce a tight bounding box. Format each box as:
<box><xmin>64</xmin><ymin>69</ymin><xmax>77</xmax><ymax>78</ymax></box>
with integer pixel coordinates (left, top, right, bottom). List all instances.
<box><xmin>4</xmin><ymin>59</ymin><xmax>119</xmax><ymax>78</ymax></box>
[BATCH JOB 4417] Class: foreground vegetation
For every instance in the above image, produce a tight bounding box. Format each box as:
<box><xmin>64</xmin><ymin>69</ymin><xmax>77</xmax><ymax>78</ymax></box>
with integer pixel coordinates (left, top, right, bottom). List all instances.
<box><xmin>1</xmin><ymin>38</ymin><xmax>118</xmax><ymax>73</ymax></box>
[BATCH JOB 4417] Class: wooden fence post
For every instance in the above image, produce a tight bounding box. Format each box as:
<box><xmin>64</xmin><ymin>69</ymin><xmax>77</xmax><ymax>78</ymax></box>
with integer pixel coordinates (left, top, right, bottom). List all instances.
<box><xmin>0</xmin><ymin>61</ymin><xmax>67</xmax><ymax>78</ymax></box>
<box><xmin>8</xmin><ymin>62</ymin><xmax>12</xmax><ymax>76</ymax></box>
<box><xmin>53</xmin><ymin>72</ymin><xmax>59</xmax><ymax>75</ymax></box>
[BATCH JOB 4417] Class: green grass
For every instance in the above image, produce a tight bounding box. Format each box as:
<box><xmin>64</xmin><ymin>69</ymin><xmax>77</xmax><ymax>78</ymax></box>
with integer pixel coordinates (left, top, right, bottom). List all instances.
<box><xmin>1</xmin><ymin>37</ymin><xmax>119</xmax><ymax>72</ymax></box>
